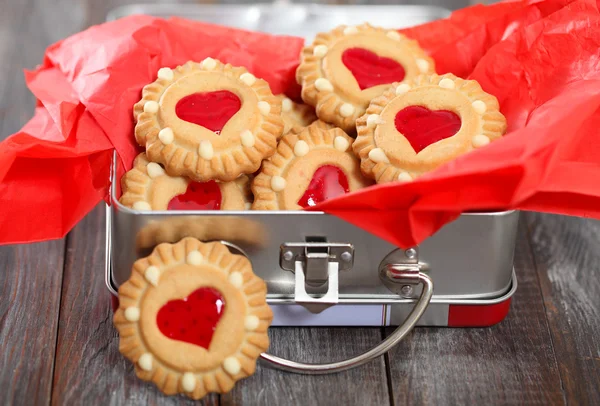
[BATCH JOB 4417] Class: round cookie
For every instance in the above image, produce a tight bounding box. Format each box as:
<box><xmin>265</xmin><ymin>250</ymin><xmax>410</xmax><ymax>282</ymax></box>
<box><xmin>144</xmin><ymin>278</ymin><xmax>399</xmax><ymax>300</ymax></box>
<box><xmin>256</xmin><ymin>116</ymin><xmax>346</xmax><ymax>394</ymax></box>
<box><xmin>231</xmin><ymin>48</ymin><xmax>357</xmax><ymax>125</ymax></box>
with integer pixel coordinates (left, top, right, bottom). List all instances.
<box><xmin>353</xmin><ymin>73</ymin><xmax>507</xmax><ymax>183</ymax></box>
<box><xmin>134</xmin><ymin>59</ymin><xmax>284</xmax><ymax>182</ymax></box>
<box><xmin>296</xmin><ymin>23</ymin><xmax>435</xmax><ymax>134</ymax></box>
<box><xmin>113</xmin><ymin>238</ymin><xmax>272</xmax><ymax>400</ymax></box>
<box><xmin>120</xmin><ymin>153</ymin><xmax>252</xmax><ymax>211</ymax></box>
<box><xmin>252</xmin><ymin>125</ymin><xmax>373</xmax><ymax>210</ymax></box>
<box><xmin>276</xmin><ymin>94</ymin><xmax>317</xmax><ymax>136</ymax></box>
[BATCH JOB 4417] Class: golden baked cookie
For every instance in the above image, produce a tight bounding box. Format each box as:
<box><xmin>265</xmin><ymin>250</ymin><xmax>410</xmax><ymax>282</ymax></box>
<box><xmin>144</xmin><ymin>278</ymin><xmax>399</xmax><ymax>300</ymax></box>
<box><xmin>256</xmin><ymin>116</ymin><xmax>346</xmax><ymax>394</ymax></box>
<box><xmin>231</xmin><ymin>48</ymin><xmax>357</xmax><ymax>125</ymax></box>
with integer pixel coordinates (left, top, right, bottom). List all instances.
<box><xmin>353</xmin><ymin>73</ymin><xmax>507</xmax><ymax>183</ymax></box>
<box><xmin>114</xmin><ymin>238</ymin><xmax>272</xmax><ymax>400</ymax></box>
<box><xmin>134</xmin><ymin>59</ymin><xmax>284</xmax><ymax>182</ymax></box>
<box><xmin>276</xmin><ymin>94</ymin><xmax>317</xmax><ymax>135</ymax></box>
<box><xmin>119</xmin><ymin>153</ymin><xmax>252</xmax><ymax>211</ymax></box>
<box><xmin>252</xmin><ymin>125</ymin><xmax>373</xmax><ymax>210</ymax></box>
<box><xmin>296</xmin><ymin>23</ymin><xmax>435</xmax><ymax>134</ymax></box>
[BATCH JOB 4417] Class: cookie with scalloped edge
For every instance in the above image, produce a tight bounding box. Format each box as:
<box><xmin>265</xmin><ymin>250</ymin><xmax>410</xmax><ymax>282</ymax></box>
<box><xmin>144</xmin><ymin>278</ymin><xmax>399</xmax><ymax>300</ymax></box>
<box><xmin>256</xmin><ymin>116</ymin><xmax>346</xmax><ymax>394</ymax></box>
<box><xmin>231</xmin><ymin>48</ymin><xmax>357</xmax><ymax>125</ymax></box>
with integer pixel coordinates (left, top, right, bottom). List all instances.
<box><xmin>135</xmin><ymin>59</ymin><xmax>284</xmax><ymax>182</ymax></box>
<box><xmin>119</xmin><ymin>153</ymin><xmax>252</xmax><ymax>211</ymax></box>
<box><xmin>296</xmin><ymin>23</ymin><xmax>435</xmax><ymax>134</ymax></box>
<box><xmin>252</xmin><ymin>124</ymin><xmax>373</xmax><ymax>210</ymax></box>
<box><xmin>353</xmin><ymin>73</ymin><xmax>507</xmax><ymax>183</ymax></box>
<box><xmin>114</xmin><ymin>238</ymin><xmax>272</xmax><ymax>400</ymax></box>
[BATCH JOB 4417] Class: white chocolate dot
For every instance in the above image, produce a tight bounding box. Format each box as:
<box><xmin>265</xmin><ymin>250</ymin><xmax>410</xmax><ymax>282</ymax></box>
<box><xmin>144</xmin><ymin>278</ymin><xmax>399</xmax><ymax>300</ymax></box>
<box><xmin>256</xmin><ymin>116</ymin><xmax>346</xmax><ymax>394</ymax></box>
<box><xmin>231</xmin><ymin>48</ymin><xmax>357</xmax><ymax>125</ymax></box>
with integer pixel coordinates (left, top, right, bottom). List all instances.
<box><xmin>396</xmin><ymin>83</ymin><xmax>411</xmax><ymax>96</ymax></box>
<box><xmin>439</xmin><ymin>78</ymin><xmax>455</xmax><ymax>89</ymax></box>
<box><xmin>240</xmin><ymin>130</ymin><xmax>255</xmax><ymax>147</ymax></box>
<box><xmin>228</xmin><ymin>272</ymin><xmax>243</xmax><ymax>288</ymax></box>
<box><xmin>282</xmin><ymin>98</ymin><xmax>293</xmax><ymax>112</ymax></box>
<box><xmin>245</xmin><ymin>315</ymin><xmax>260</xmax><ymax>331</ymax></box>
<box><xmin>472</xmin><ymin>100</ymin><xmax>487</xmax><ymax>114</ymax></box>
<box><xmin>258</xmin><ymin>101</ymin><xmax>271</xmax><ymax>115</ymax></box>
<box><xmin>416</xmin><ymin>58</ymin><xmax>430</xmax><ymax>73</ymax></box>
<box><xmin>397</xmin><ymin>172</ymin><xmax>413</xmax><ymax>182</ymax></box>
<box><xmin>313</xmin><ymin>45</ymin><xmax>328</xmax><ymax>58</ymax></box>
<box><xmin>143</xmin><ymin>101</ymin><xmax>159</xmax><ymax>114</ymax></box>
<box><xmin>340</xmin><ymin>103</ymin><xmax>355</xmax><ymax>118</ymax></box>
<box><xmin>181</xmin><ymin>373</ymin><xmax>196</xmax><ymax>392</ymax></box>
<box><xmin>124</xmin><ymin>307</ymin><xmax>140</xmax><ymax>322</ymax></box>
<box><xmin>158</xmin><ymin>128</ymin><xmax>174</xmax><ymax>145</ymax></box>
<box><xmin>271</xmin><ymin>175</ymin><xmax>286</xmax><ymax>192</ymax></box>
<box><xmin>343</xmin><ymin>26</ymin><xmax>358</xmax><ymax>35</ymax></box>
<box><xmin>223</xmin><ymin>357</ymin><xmax>241</xmax><ymax>375</ymax></box>
<box><xmin>366</xmin><ymin>114</ymin><xmax>384</xmax><ymax>129</ymax></box>
<box><xmin>186</xmin><ymin>250</ymin><xmax>203</xmax><ymax>265</ymax></box>
<box><xmin>334</xmin><ymin>136</ymin><xmax>349</xmax><ymax>152</ymax></box>
<box><xmin>369</xmin><ymin>148</ymin><xmax>389</xmax><ymax>163</ymax></box>
<box><xmin>145</xmin><ymin>265</ymin><xmax>160</xmax><ymax>286</ymax></box>
<box><xmin>294</xmin><ymin>140</ymin><xmax>310</xmax><ymax>157</ymax></box>
<box><xmin>315</xmin><ymin>78</ymin><xmax>334</xmax><ymax>92</ymax></box>
<box><xmin>138</xmin><ymin>353</ymin><xmax>153</xmax><ymax>371</ymax></box>
<box><xmin>199</xmin><ymin>140</ymin><xmax>214</xmax><ymax>160</ymax></box>
<box><xmin>201</xmin><ymin>57</ymin><xmax>217</xmax><ymax>70</ymax></box>
<box><xmin>472</xmin><ymin>135</ymin><xmax>490</xmax><ymax>148</ymax></box>
<box><xmin>133</xmin><ymin>201</ymin><xmax>152</xmax><ymax>211</ymax></box>
<box><xmin>157</xmin><ymin>67</ymin><xmax>174</xmax><ymax>81</ymax></box>
<box><xmin>146</xmin><ymin>162</ymin><xmax>165</xmax><ymax>178</ymax></box>
<box><xmin>386</xmin><ymin>31</ymin><xmax>401</xmax><ymax>41</ymax></box>
<box><xmin>240</xmin><ymin>72</ymin><xmax>256</xmax><ymax>86</ymax></box>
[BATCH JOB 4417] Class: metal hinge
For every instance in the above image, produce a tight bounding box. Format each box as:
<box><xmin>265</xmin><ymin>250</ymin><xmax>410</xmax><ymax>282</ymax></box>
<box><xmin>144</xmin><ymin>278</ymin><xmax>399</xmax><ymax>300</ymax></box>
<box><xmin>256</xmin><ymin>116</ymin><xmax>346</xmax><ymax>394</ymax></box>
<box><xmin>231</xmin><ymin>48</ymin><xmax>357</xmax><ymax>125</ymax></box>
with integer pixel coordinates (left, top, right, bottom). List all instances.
<box><xmin>280</xmin><ymin>242</ymin><xmax>354</xmax><ymax>313</ymax></box>
<box><xmin>379</xmin><ymin>247</ymin><xmax>425</xmax><ymax>297</ymax></box>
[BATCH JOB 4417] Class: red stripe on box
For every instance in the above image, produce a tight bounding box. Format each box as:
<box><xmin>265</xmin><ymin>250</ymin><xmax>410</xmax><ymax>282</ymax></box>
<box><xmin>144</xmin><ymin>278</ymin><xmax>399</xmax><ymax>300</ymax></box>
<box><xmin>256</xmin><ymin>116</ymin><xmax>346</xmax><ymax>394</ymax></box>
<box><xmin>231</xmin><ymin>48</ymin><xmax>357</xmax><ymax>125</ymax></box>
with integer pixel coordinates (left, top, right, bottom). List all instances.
<box><xmin>447</xmin><ymin>298</ymin><xmax>512</xmax><ymax>327</ymax></box>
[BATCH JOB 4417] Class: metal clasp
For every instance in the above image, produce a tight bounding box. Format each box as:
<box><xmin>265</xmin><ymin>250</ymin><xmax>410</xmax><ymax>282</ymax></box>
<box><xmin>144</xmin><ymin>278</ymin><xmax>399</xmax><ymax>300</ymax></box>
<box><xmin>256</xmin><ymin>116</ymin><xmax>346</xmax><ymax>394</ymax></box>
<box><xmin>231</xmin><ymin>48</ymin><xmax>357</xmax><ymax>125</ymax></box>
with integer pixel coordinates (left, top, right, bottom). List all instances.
<box><xmin>280</xmin><ymin>242</ymin><xmax>354</xmax><ymax>313</ymax></box>
<box><xmin>379</xmin><ymin>247</ymin><xmax>424</xmax><ymax>297</ymax></box>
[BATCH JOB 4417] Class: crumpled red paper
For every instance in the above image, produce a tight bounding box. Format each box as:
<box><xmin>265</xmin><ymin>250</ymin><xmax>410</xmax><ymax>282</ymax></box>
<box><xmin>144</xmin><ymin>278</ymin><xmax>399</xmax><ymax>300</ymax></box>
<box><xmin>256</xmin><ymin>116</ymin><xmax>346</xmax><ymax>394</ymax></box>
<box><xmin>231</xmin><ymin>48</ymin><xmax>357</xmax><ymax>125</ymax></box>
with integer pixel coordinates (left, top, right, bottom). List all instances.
<box><xmin>1</xmin><ymin>0</ymin><xmax>599</xmax><ymax>247</ymax></box>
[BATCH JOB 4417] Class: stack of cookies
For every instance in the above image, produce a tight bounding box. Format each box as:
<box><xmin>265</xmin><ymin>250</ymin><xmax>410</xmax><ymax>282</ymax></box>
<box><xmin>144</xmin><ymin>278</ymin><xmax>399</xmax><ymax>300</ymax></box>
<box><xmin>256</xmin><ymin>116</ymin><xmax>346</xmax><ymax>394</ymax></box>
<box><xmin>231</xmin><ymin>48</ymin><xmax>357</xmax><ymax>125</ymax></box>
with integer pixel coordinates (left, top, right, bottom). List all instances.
<box><xmin>121</xmin><ymin>23</ymin><xmax>507</xmax><ymax>212</ymax></box>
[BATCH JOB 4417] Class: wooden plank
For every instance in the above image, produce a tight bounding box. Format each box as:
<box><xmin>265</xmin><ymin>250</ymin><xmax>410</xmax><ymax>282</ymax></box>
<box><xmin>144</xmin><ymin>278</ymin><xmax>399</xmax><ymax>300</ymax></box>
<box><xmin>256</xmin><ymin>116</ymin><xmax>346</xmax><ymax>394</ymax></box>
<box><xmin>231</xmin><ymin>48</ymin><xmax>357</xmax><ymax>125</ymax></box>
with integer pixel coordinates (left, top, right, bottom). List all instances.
<box><xmin>222</xmin><ymin>328</ymin><xmax>390</xmax><ymax>405</ymax></box>
<box><xmin>51</xmin><ymin>204</ymin><xmax>218</xmax><ymax>405</ymax></box>
<box><xmin>386</xmin><ymin>219</ymin><xmax>565</xmax><ymax>405</ymax></box>
<box><xmin>0</xmin><ymin>0</ymin><xmax>68</xmax><ymax>403</ymax></box>
<box><xmin>0</xmin><ymin>241</ymin><xmax>65</xmax><ymax>405</ymax></box>
<box><xmin>525</xmin><ymin>213</ymin><xmax>600</xmax><ymax>405</ymax></box>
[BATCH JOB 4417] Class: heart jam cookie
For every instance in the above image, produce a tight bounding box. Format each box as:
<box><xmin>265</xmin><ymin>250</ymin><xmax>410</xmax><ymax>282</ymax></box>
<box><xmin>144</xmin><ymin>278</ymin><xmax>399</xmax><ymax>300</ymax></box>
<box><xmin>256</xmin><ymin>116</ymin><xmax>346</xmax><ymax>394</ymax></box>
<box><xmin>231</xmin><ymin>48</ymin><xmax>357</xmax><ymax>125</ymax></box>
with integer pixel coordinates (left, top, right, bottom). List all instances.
<box><xmin>276</xmin><ymin>94</ymin><xmax>317</xmax><ymax>135</ymax></box>
<box><xmin>296</xmin><ymin>23</ymin><xmax>435</xmax><ymax>134</ymax></box>
<box><xmin>353</xmin><ymin>73</ymin><xmax>507</xmax><ymax>183</ymax></box>
<box><xmin>134</xmin><ymin>59</ymin><xmax>284</xmax><ymax>182</ymax></box>
<box><xmin>120</xmin><ymin>153</ymin><xmax>252</xmax><ymax>211</ymax></box>
<box><xmin>113</xmin><ymin>238</ymin><xmax>272</xmax><ymax>400</ymax></box>
<box><xmin>251</xmin><ymin>124</ymin><xmax>373</xmax><ymax>210</ymax></box>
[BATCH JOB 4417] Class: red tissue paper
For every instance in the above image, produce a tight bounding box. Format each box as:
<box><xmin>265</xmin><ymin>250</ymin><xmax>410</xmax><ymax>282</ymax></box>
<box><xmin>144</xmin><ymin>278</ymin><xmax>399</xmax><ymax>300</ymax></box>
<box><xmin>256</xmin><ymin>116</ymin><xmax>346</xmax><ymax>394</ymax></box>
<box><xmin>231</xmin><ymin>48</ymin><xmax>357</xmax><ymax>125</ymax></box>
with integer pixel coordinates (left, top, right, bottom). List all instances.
<box><xmin>1</xmin><ymin>0</ymin><xmax>599</xmax><ymax>247</ymax></box>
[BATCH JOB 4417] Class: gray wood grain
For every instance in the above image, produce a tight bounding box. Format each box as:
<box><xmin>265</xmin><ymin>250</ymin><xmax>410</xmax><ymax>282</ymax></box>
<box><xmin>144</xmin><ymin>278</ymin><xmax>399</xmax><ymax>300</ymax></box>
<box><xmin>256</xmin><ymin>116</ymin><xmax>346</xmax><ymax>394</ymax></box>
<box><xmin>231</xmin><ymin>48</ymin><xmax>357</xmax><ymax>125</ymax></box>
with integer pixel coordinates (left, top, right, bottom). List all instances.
<box><xmin>51</xmin><ymin>204</ymin><xmax>219</xmax><ymax>406</ymax></box>
<box><xmin>386</xmin><ymin>219</ymin><xmax>566</xmax><ymax>405</ymax></box>
<box><xmin>0</xmin><ymin>0</ymin><xmax>68</xmax><ymax>404</ymax></box>
<box><xmin>222</xmin><ymin>327</ymin><xmax>389</xmax><ymax>405</ymax></box>
<box><xmin>525</xmin><ymin>213</ymin><xmax>600</xmax><ymax>406</ymax></box>
<box><xmin>0</xmin><ymin>241</ymin><xmax>65</xmax><ymax>406</ymax></box>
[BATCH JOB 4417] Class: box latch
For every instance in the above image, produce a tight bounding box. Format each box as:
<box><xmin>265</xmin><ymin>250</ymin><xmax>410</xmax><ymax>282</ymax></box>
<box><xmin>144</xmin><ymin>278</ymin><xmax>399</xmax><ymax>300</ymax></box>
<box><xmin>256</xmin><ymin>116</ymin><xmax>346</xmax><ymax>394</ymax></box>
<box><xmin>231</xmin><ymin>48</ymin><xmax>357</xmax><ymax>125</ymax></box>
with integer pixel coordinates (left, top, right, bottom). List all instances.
<box><xmin>280</xmin><ymin>242</ymin><xmax>354</xmax><ymax>314</ymax></box>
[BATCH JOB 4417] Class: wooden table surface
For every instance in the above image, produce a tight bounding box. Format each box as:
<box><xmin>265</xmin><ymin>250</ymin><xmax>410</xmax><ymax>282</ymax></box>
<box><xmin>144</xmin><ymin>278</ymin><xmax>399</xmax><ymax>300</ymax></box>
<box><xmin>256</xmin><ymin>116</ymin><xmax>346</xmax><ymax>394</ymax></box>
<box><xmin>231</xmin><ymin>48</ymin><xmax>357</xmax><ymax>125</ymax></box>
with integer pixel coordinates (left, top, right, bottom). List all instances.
<box><xmin>1</xmin><ymin>0</ymin><xmax>599</xmax><ymax>404</ymax></box>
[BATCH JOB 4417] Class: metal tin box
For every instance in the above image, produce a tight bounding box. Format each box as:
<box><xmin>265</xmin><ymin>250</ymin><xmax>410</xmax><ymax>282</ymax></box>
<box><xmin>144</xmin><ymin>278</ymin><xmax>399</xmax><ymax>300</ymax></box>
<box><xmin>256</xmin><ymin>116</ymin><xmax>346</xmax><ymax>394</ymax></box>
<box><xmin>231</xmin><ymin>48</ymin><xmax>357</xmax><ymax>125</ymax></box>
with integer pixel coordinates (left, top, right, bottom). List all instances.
<box><xmin>105</xmin><ymin>3</ymin><xmax>518</xmax><ymax>328</ymax></box>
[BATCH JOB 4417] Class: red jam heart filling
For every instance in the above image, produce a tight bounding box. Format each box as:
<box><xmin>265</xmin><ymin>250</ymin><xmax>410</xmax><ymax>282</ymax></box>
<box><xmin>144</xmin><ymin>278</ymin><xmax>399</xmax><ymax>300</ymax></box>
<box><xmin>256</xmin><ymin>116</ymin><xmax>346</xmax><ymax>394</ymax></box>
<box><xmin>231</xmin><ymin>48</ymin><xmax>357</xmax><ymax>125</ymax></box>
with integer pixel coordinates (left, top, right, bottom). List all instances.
<box><xmin>341</xmin><ymin>48</ymin><xmax>406</xmax><ymax>90</ymax></box>
<box><xmin>157</xmin><ymin>287</ymin><xmax>225</xmax><ymax>349</ymax></box>
<box><xmin>394</xmin><ymin>106</ymin><xmax>462</xmax><ymax>153</ymax></box>
<box><xmin>298</xmin><ymin>165</ymin><xmax>350</xmax><ymax>207</ymax></box>
<box><xmin>167</xmin><ymin>180</ymin><xmax>222</xmax><ymax>210</ymax></box>
<box><xmin>175</xmin><ymin>90</ymin><xmax>241</xmax><ymax>134</ymax></box>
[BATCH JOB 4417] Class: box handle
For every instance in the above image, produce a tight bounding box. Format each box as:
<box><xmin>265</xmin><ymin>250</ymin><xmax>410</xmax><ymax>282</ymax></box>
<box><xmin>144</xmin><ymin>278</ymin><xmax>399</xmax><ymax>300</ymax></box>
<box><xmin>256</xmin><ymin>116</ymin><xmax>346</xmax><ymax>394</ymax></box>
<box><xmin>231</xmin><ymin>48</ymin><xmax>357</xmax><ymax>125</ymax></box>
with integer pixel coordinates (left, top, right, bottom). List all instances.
<box><xmin>259</xmin><ymin>270</ymin><xmax>433</xmax><ymax>374</ymax></box>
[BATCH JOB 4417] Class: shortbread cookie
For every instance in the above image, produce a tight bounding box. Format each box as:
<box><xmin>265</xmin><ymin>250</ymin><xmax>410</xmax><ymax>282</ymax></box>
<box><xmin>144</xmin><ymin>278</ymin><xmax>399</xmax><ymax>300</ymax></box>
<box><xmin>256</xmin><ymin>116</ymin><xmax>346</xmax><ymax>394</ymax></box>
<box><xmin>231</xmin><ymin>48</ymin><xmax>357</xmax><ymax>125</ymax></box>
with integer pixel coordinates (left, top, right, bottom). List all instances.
<box><xmin>134</xmin><ymin>59</ymin><xmax>284</xmax><ymax>182</ymax></box>
<box><xmin>114</xmin><ymin>238</ymin><xmax>272</xmax><ymax>400</ymax></box>
<box><xmin>276</xmin><ymin>94</ymin><xmax>317</xmax><ymax>135</ymax></box>
<box><xmin>353</xmin><ymin>73</ymin><xmax>507</xmax><ymax>183</ymax></box>
<box><xmin>296</xmin><ymin>23</ymin><xmax>435</xmax><ymax>133</ymax></box>
<box><xmin>252</xmin><ymin>125</ymin><xmax>373</xmax><ymax>210</ymax></box>
<box><xmin>287</xmin><ymin>119</ymin><xmax>334</xmax><ymax>135</ymax></box>
<box><xmin>120</xmin><ymin>153</ymin><xmax>252</xmax><ymax>211</ymax></box>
